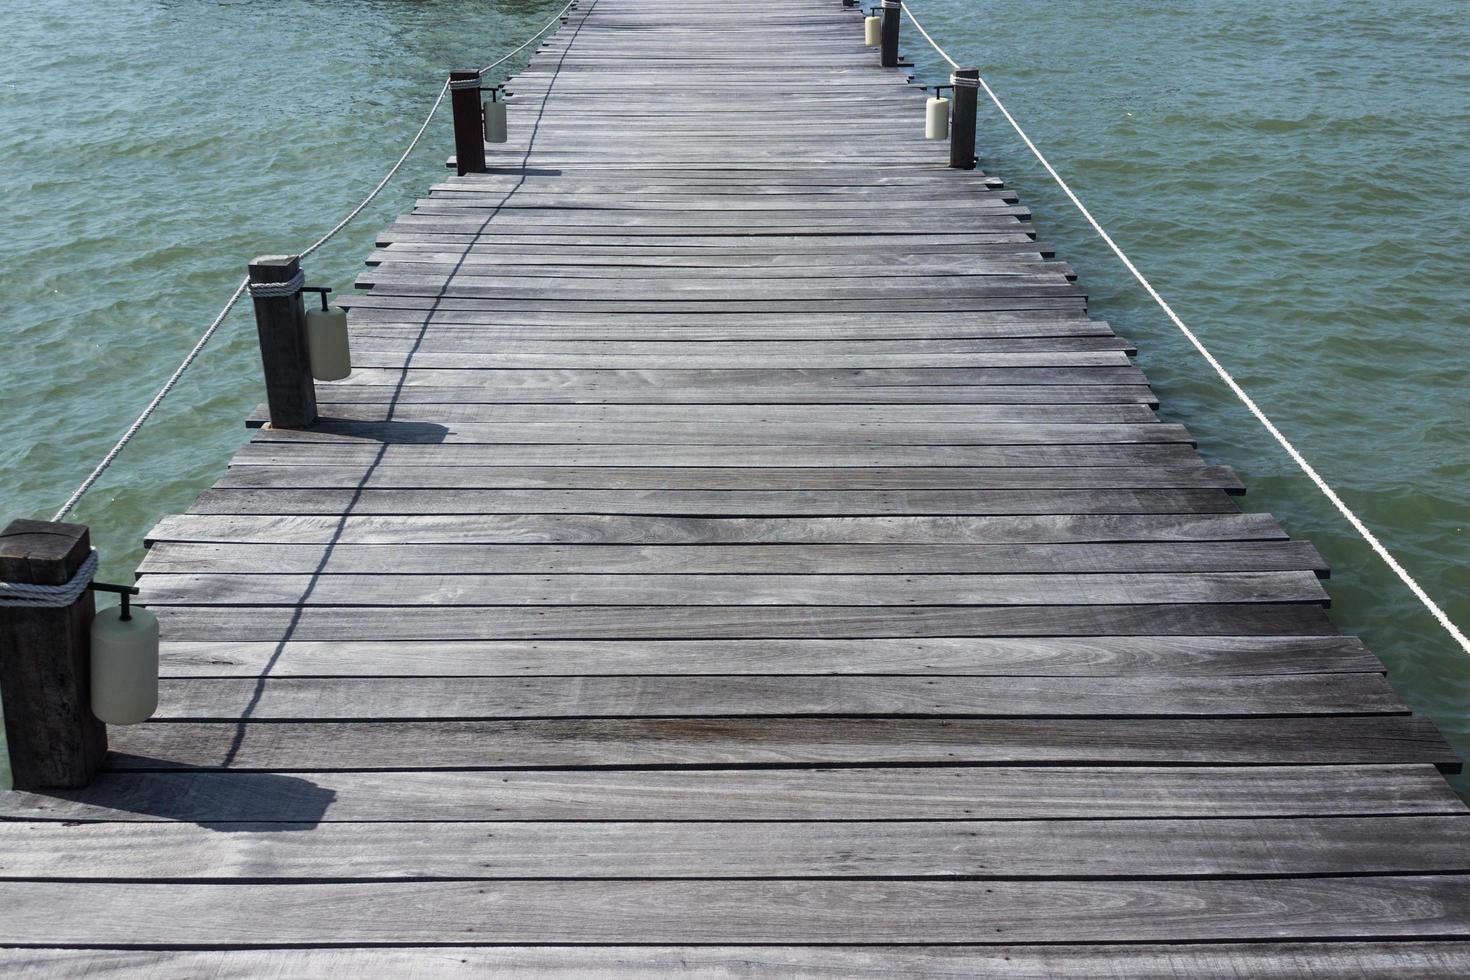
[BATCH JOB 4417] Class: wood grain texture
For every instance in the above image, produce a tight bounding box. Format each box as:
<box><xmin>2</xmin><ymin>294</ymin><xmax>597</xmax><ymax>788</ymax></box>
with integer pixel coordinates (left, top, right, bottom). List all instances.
<box><xmin>8</xmin><ymin>0</ymin><xmax>1462</xmax><ymax>957</ymax></box>
<box><xmin>147</xmin><ymin>672</ymin><xmax>1401</xmax><ymax>721</ymax></box>
<box><xmin>182</xmin><ymin>486</ymin><xmax>1244</xmax><ymax>517</ymax></box>
<box><xmin>6</xmin><ymin>943</ymin><xmax>1470</xmax><ymax>979</ymax></box>
<box><xmin>3</xmin><ymin>876</ymin><xmax>1470</xmax><ymax>945</ymax></box>
<box><xmin>105</xmin><ymin>715</ymin><xmax>1457</xmax><ymax>771</ymax></box>
<box><xmin>4</xmin><ymin>765</ymin><xmax>1460</xmax><ymax>823</ymax></box>
<box><xmin>140</xmin><ymin>541</ymin><xmax>1325</xmax><ymax>576</ymax></box>
<box><xmin>146</xmin><ymin>634</ymin><xmax>1379</xmax><ymax>677</ymax></box>
<box><xmin>133</xmin><ymin>570</ymin><xmax>1333</xmax><ymax>607</ymax></box>
<box><xmin>3</xmin><ymin>816</ymin><xmax>1467</xmax><ymax>880</ymax></box>
<box><xmin>145</xmin><ymin>513</ymin><xmax>1288</xmax><ymax>546</ymax></box>
<box><xmin>143</xmin><ymin>602</ymin><xmax>1343</xmax><ymax>641</ymax></box>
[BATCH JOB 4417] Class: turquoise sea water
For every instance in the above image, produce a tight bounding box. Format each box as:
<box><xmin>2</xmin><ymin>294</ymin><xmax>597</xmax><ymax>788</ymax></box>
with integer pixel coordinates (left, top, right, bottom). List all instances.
<box><xmin>2</xmin><ymin>1</ymin><xmax>1467</xmax><ymax>790</ymax></box>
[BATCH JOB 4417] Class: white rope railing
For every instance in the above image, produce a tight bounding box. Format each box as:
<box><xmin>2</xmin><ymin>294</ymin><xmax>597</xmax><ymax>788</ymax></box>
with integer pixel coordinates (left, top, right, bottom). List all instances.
<box><xmin>481</xmin><ymin>1</ymin><xmax>576</xmax><ymax>75</ymax></box>
<box><xmin>50</xmin><ymin>4</ymin><xmax>578</xmax><ymax>523</ymax></box>
<box><xmin>49</xmin><ymin>82</ymin><xmax>449</xmax><ymax>524</ymax></box>
<box><xmin>900</xmin><ymin>2</ymin><xmax>957</xmax><ymax>68</ymax></box>
<box><xmin>899</xmin><ymin>2</ymin><xmax>1470</xmax><ymax>656</ymax></box>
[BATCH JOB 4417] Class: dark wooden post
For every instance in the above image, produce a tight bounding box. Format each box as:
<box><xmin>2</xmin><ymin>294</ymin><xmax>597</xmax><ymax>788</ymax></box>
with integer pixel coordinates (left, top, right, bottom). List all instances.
<box><xmin>247</xmin><ymin>254</ymin><xmax>317</xmax><ymax>429</ymax></box>
<box><xmin>450</xmin><ymin>69</ymin><xmax>487</xmax><ymax>176</ymax></box>
<box><xmin>950</xmin><ymin>67</ymin><xmax>979</xmax><ymax>170</ymax></box>
<box><xmin>879</xmin><ymin>0</ymin><xmax>900</xmax><ymax>68</ymax></box>
<box><xmin>0</xmin><ymin>519</ymin><xmax>107</xmax><ymax>789</ymax></box>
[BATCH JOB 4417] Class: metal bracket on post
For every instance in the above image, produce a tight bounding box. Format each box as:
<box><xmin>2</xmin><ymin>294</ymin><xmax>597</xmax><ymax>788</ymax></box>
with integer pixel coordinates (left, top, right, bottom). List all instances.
<box><xmin>949</xmin><ymin>67</ymin><xmax>980</xmax><ymax>170</ymax></box>
<box><xmin>879</xmin><ymin>0</ymin><xmax>901</xmax><ymax>67</ymax></box>
<box><xmin>449</xmin><ymin>70</ymin><xmax>488</xmax><ymax>176</ymax></box>
<box><xmin>247</xmin><ymin>254</ymin><xmax>317</xmax><ymax>429</ymax></box>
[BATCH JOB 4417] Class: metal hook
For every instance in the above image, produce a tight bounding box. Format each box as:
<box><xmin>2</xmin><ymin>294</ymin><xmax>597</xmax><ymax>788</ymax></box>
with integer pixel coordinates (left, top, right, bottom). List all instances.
<box><xmin>88</xmin><ymin>581</ymin><xmax>141</xmax><ymax>622</ymax></box>
<box><xmin>300</xmin><ymin>285</ymin><xmax>333</xmax><ymax>312</ymax></box>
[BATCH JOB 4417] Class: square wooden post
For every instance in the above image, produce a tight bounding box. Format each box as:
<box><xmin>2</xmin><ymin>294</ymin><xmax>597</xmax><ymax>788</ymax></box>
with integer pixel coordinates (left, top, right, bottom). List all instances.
<box><xmin>949</xmin><ymin>68</ymin><xmax>979</xmax><ymax>170</ymax></box>
<box><xmin>450</xmin><ymin>70</ymin><xmax>488</xmax><ymax>176</ymax></box>
<box><xmin>248</xmin><ymin>254</ymin><xmax>317</xmax><ymax>429</ymax></box>
<box><xmin>0</xmin><ymin>519</ymin><xmax>107</xmax><ymax>789</ymax></box>
<box><xmin>879</xmin><ymin>0</ymin><xmax>901</xmax><ymax>67</ymax></box>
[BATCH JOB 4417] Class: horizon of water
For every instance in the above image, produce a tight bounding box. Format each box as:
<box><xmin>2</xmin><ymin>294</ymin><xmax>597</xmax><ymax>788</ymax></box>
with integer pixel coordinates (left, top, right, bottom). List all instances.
<box><xmin>2</xmin><ymin>0</ymin><xmax>1467</xmax><ymax>792</ymax></box>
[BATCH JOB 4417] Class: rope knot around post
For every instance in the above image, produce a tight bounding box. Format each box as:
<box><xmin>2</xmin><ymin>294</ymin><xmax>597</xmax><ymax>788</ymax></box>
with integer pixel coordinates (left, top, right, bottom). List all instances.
<box><xmin>246</xmin><ymin>269</ymin><xmax>306</xmax><ymax>299</ymax></box>
<box><xmin>0</xmin><ymin>549</ymin><xmax>98</xmax><ymax>608</ymax></box>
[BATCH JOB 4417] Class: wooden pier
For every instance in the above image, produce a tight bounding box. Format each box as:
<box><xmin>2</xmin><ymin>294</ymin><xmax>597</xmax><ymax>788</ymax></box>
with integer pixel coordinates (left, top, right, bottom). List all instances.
<box><xmin>5</xmin><ymin>0</ymin><xmax>1470</xmax><ymax>973</ymax></box>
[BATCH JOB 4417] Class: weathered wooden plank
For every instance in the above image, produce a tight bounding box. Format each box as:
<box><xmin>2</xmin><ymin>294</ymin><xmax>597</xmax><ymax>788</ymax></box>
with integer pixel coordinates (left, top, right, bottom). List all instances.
<box><xmin>148</xmin><ymin>635</ymin><xmax>1378</xmax><ymax>679</ymax></box>
<box><xmin>184</xmin><ymin>488</ymin><xmax>1239</xmax><ymax>516</ymax></box>
<box><xmin>345</xmin><ymin>295</ymin><xmax>1088</xmax><ymax>315</ymax></box>
<box><xmin>362</xmin><ymin>244</ymin><xmax>1061</xmax><ymax>265</ymax></box>
<box><xmin>4</xmin><ymin>816</ymin><xmax>1466</xmax><ymax>880</ymax></box>
<box><xmin>317</xmin><ymin>365</ymin><xmax>1150</xmax><ymax>391</ymax></box>
<box><xmin>149</xmin><ymin>672</ymin><xmax>1396</xmax><ymax>721</ymax></box>
<box><xmin>359</xmin><ymin>236</ymin><xmax>1053</xmax><ymax>256</ymax></box>
<box><xmin>5</xmin><ymin>765</ymin><xmax>1456</xmax><ymax>824</ymax></box>
<box><xmin>406</xmin><ymin>196</ymin><xmax>1032</xmax><ymax>213</ymax></box>
<box><xmin>361</xmin><ymin>262</ymin><xmax>1081</xmax><ymax>284</ymax></box>
<box><xmin>344</xmin><ymin>332</ymin><xmax>1134</xmax><ymax>353</ymax></box>
<box><xmin>134</xmin><ymin>571</ymin><xmax>1331</xmax><ymax>608</ymax></box>
<box><xmin>383</xmin><ymin>213</ymin><xmax>1044</xmax><ymax>234</ymax></box>
<box><xmin>403</xmin><ymin>199</ymin><xmax>1036</xmax><ymax>215</ymax></box>
<box><xmin>105</xmin><ymin>715</ymin><xmax>1456</xmax><ymax>771</ymax></box>
<box><xmin>146</xmin><ymin>513</ymin><xmax>1287</xmax><ymax>546</ymax></box>
<box><xmin>143</xmin><ymin>603</ymin><xmax>1340</xmax><ymax>642</ymax></box>
<box><xmin>357</xmin><ymin>277</ymin><xmax>1079</xmax><ymax>302</ymax></box>
<box><xmin>4</xmin><ymin>876</ymin><xmax>1470</xmax><ymax>944</ymax></box>
<box><xmin>346</xmin><ymin>333</ymin><xmax>1133</xmax><ymax>354</ymax></box>
<box><xmin>6</xmin><ymin>943</ymin><xmax>1470</xmax><ymax>979</ymax></box>
<box><xmin>140</xmin><ymin>541</ymin><xmax>1325</xmax><ymax>577</ymax></box>
<box><xmin>269</xmin><ymin>403</ymin><xmax>1162</xmax><ymax>424</ymax></box>
<box><xmin>343</xmin><ymin>353</ymin><xmax>1126</xmax><ymax>373</ymax></box>
<box><xmin>344</xmin><ymin>320</ymin><xmax>1120</xmax><ymax>342</ymax></box>
<box><xmin>228</xmin><ymin>443</ymin><xmax>1201</xmax><ymax>468</ymax></box>
<box><xmin>248</xmin><ymin>419</ymin><xmax>1193</xmax><ymax>447</ymax></box>
<box><xmin>211</xmin><ymin>463</ymin><xmax>1243</xmax><ymax>492</ymax></box>
<box><xmin>306</xmin><ymin>383</ymin><xmax>1163</xmax><ymax>406</ymax></box>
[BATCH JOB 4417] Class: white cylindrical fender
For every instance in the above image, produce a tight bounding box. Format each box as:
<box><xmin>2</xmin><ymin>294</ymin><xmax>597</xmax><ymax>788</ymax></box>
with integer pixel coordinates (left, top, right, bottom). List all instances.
<box><xmin>864</xmin><ymin>15</ymin><xmax>881</xmax><ymax>46</ymax></box>
<box><xmin>305</xmin><ymin>305</ymin><xmax>352</xmax><ymax>381</ymax></box>
<box><xmin>90</xmin><ymin>605</ymin><xmax>159</xmax><ymax>726</ymax></box>
<box><xmin>926</xmin><ymin>96</ymin><xmax>950</xmax><ymax>140</ymax></box>
<box><xmin>484</xmin><ymin>100</ymin><xmax>508</xmax><ymax>143</ymax></box>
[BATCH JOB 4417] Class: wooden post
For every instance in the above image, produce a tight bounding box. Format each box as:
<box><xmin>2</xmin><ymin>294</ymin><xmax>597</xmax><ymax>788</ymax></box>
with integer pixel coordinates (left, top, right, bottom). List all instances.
<box><xmin>950</xmin><ymin>67</ymin><xmax>979</xmax><ymax>170</ymax></box>
<box><xmin>450</xmin><ymin>70</ymin><xmax>487</xmax><ymax>176</ymax></box>
<box><xmin>0</xmin><ymin>519</ymin><xmax>107</xmax><ymax>789</ymax></box>
<box><xmin>879</xmin><ymin>0</ymin><xmax>900</xmax><ymax>68</ymax></box>
<box><xmin>247</xmin><ymin>254</ymin><xmax>317</xmax><ymax>429</ymax></box>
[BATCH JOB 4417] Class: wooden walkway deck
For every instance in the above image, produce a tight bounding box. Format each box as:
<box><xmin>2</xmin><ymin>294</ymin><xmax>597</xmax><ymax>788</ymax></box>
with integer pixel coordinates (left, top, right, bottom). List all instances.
<box><xmin>5</xmin><ymin>0</ymin><xmax>1470</xmax><ymax>973</ymax></box>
